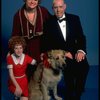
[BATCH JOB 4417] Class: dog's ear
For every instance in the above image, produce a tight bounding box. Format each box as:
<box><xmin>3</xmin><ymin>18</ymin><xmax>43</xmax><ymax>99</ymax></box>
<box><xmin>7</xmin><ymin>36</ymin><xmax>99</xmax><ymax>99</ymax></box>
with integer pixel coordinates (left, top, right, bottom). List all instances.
<box><xmin>63</xmin><ymin>50</ymin><xmax>66</xmax><ymax>54</ymax></box>
<box><xmin>47</xmin><ymin>52</ymin><xmax>51</xmax><ymax>57</ymax></box>
<box><xmin>51</xmin><ymin>50</ymin><xmax>54</xmax><ymax>54</ymax></box>
<box><xmin>47</xmin><ymin>50</ymin><xmax>53</xmax><ymax>58</ymax></box>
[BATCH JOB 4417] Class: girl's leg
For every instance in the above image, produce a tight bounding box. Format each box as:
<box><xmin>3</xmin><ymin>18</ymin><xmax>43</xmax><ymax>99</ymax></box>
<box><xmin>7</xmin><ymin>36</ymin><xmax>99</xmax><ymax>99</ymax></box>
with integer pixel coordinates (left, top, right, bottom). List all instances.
<box><xmin>20</xmin><ymin>97</ymin><xmax>28</xmax><ymax>100</ymax></box>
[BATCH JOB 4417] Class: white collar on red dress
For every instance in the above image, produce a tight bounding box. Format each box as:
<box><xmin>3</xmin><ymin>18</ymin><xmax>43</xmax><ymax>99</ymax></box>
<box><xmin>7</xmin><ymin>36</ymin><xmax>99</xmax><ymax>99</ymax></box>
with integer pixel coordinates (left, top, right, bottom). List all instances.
<box><xmin>11</xmin><ymin>53</ymin><xmax>25</xmax><ymax>65</ymax></box>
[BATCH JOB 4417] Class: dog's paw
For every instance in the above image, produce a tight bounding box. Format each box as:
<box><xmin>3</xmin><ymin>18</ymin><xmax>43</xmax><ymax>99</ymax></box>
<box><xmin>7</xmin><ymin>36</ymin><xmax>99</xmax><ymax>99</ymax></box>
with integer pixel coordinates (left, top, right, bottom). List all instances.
<box><xmin>44</xmin><ymin>95</ymin><xmax>51</xmax><ymax>100</ymax></box>
<box><xmin>55</xmin><ymin>96</ymin><xmax>62</xmax><ymax>100</ymax></box>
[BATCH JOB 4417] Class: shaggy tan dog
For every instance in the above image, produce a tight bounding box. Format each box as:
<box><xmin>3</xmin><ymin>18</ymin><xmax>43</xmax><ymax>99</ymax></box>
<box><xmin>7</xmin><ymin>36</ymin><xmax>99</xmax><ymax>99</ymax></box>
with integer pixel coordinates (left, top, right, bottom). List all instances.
<box><xmin>28</xmin><ymin>64</ymin><xmax>43</xmax><ymax>100</ymax></box>
<box><xmin>28</xmin><ymin>50</ymin><xmax>66</xmax><ymax>100</ymax></box>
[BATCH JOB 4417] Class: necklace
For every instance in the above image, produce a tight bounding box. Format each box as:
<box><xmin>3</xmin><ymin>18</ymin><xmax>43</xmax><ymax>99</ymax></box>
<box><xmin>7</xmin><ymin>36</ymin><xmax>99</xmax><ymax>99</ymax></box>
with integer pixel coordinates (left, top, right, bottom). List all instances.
<box><xmin>25</xmin><ymin>10</ymin><xmax>37</xmax><ymax>25</ymax></box>
<box><xmin>24</xmin><ymin>9</ymin><xmax>37</xmax><ymax>39</ymax></box>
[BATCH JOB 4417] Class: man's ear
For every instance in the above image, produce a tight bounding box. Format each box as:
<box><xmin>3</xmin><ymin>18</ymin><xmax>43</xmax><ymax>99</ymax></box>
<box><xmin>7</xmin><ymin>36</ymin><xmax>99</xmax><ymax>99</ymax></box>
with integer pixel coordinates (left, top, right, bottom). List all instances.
<box><xmin>64</xmin><ymin>3</ymin><xmax>67</xmax><ymax>10</ymax></box>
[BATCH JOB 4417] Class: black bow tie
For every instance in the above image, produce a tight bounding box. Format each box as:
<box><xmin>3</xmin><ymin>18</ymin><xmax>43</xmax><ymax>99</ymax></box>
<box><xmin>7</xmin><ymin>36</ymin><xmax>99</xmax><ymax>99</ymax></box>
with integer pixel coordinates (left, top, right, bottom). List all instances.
<box><xmin>58</xmin><ymin>18</ymin><xmax>66</xmax><ymax>23</ymax></box>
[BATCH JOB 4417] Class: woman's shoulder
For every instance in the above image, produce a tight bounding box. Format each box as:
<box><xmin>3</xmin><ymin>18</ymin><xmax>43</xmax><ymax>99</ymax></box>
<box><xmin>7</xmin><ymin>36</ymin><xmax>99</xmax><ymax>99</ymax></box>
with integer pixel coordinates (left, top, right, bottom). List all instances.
<box><xmin>38</xmin><ymin>5</ymin><xmax>49</xmax><ymax>13</ymax></box>
<box><xmin>13</xmin><ymin>9</ymin><xmax>21</xmax><ymax>18</ymax></box>
<box><xmin>13</xmin><ymin>5</ymin><xmax>24</xmax><ymax>17</ymax></box>
<box><xmin>39</xmin><ymin>5</ymin><xmax>48</xmax><ymax>10</ymax></box>
<box><xmin>38</xmin><ymin>5</ymin><xmax>51</xmax><ymax>19</ymax></box>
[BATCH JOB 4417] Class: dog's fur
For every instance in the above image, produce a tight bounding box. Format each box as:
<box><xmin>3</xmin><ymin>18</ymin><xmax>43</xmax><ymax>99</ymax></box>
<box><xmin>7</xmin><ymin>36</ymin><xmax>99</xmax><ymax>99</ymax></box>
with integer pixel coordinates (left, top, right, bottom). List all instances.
<box><xmin>28</xmin><ymin>50</ymin><xmax>66</xmax><ymax>100</ymax></box>
<box><xmin>28</xmin><ymin>64</ymin><xmax>43</xmax><ymax>100</ymax></box>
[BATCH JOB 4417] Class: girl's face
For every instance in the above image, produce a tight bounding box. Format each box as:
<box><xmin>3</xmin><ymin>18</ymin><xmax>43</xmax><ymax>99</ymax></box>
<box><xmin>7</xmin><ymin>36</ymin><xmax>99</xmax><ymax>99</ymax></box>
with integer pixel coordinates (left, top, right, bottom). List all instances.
<box><xmin>14</xmin><ymin>44</ymin><xmax>23</xmax><ymax>57</ymax></box>
<box><xmin>26</xmin><ymin>0</ymin><xmax>39</xmax><ymax>9</ymax></box>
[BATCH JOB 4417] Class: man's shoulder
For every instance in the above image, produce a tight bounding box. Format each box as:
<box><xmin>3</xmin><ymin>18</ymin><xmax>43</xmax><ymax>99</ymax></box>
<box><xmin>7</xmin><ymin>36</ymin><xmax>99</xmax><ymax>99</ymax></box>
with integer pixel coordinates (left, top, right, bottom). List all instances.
<box><xmin>65</xmin><ymin>13</ymin><xmax>80</xmax><ymax>21</ymax></box>
<box><xmin>66</xmin><ymin>13</ymin><xmax>79</xmax><ymax>18</ymax></box>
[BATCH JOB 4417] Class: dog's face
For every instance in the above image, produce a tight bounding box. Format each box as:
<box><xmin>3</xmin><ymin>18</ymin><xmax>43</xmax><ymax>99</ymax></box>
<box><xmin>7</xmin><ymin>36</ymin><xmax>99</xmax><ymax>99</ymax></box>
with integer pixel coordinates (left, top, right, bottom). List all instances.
<box><xmin>47</xmin><ymin>50</ymin><xmax>66</xmax><ymax>70</ymax></box>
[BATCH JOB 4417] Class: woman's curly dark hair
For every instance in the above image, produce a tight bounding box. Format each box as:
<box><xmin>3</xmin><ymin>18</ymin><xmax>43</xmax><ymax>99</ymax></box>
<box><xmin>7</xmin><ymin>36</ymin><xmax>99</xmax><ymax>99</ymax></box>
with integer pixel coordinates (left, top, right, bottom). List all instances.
<box><xmin>8</xmin><ymin>36</ymin><xmax>26</xmax><ymax>53</ymax></box>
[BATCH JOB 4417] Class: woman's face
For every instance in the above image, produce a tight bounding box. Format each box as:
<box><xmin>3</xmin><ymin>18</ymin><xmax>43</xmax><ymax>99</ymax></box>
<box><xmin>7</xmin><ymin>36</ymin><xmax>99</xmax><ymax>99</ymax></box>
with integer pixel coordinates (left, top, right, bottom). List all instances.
<box><xmin>25</xmin><ymin>0</ymin><xmax>39</xmax><ymax>9</ymax></box>
<box><xmin>14</xmin><ymin>44</ymin><xmax>23</xmax><ymax>57</ymax></box>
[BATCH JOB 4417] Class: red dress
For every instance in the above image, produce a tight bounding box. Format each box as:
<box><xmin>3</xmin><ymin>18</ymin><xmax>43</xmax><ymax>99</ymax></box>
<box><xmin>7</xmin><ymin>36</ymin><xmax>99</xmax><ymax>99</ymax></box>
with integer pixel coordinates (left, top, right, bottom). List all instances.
<box><xmin>7</xmin><ymin>54</ymin><xmax>34</xmax><ymax>97</ymax></box>
<box><xmin>12</xmin><ymin>5</ymin><xmax>51</xmax><ymax>62</ymax></box>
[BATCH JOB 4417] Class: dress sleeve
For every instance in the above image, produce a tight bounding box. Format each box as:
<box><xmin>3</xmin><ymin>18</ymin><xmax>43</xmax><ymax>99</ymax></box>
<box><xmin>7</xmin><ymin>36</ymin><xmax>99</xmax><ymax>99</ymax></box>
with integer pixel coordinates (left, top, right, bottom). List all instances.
<box><xmin>26</xmin><ymin>55</ymin><xmax>36</xmax><ymax>65</ymax></box>
<box><xmin>7</xmin><ymin>56</ymin><xmax>13</xmax><ymax>69</ymax></box>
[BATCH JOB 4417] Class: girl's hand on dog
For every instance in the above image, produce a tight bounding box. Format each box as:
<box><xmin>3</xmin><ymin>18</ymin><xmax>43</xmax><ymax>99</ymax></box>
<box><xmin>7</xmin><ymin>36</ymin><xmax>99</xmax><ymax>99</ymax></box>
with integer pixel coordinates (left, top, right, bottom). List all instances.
<box><xmin>40</xmin><ymin>53</ymin><xmax>48</xmax><ymax>61</ymax></box>
<box><xmin>40</xmin><ymin>53</ymin><xmax>44</xmax><ymax>61</ymax></box>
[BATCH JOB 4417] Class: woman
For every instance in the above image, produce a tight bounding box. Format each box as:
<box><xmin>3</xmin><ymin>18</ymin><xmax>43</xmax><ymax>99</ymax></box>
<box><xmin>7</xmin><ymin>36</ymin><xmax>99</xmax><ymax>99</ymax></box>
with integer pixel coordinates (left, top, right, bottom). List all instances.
<box><xmin>11</xmin><ymin>0</ymin><xmax>51</xmax><ymax>80</ymax></box>
<box><xmin>12</xmin><ymin>0</ymin><xmax>51</xmax><ymax>62</ymax></box>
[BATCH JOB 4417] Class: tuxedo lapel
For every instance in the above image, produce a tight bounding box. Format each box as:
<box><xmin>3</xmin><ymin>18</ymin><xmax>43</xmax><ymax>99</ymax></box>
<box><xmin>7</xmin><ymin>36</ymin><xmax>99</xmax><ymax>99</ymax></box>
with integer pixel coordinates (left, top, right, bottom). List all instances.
<box><xmin>53</xmin><ymin>17</ymin><xmax>66</xmax><ymax>42</ymax></box>
<box><xmin>65</xmin><ymin>18</ymin><xmax>70</xmax><ymax>39</ymax></box>
<box><xmin>56</xmin><ymin>22</ymin><xmax>66</xmax><ymax>41</ymax></box>
<box><xmin>55</xmin><ymin>15</ymin><xmax>70</xmax><ymax>42</ymax></box>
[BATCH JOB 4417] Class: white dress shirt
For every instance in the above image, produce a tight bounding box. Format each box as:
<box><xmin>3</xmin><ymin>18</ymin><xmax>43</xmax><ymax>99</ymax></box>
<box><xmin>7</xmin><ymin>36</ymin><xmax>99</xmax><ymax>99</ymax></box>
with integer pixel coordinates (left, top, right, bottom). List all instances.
<box><xmin>58</xmin><ymin>14</ymin><xmax>66</xmax><ymax>41</ymax></box>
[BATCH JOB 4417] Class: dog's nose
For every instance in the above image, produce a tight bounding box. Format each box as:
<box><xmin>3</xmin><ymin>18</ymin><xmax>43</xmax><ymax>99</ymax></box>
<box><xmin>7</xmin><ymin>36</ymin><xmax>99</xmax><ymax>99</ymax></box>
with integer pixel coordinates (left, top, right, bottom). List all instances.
<box><xmin>62</xmin><ymin>63</ymin><xmax>66</xmax><ymax>67</ymax></box>
<box><xmin>56</xmin><ymin>57</ymin><xmax>59</xmax><ymax>60</ymax></box>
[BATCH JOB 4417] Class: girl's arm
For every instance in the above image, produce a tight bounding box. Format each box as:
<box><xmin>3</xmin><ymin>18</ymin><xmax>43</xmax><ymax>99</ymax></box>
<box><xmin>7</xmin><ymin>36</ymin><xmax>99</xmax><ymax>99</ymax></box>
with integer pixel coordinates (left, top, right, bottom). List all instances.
<box><xmin>31</xmin><ymin>59</ymin><xmax>37</xmax><ymax>65</ymax></box>
<box><xmin>8</xmin><ymin>68</ymin><xmax>22</xmax><ymax>97</ymax></box>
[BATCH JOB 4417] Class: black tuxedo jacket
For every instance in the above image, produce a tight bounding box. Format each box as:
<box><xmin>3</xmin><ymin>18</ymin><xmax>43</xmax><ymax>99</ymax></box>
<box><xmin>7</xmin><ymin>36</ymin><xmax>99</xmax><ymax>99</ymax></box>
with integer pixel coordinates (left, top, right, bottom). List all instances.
<box><xmin>41</xmin><ymin>13</ymin><xmax>86</xmax><ymax>55</ymax></box>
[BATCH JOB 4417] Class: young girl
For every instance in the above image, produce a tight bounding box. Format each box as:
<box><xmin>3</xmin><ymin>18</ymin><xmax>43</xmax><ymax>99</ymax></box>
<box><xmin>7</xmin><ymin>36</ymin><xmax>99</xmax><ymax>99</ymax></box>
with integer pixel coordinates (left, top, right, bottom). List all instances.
<box><xmin>7</xmin><ymin>36</ymin><xmax>36</xmax><ymax>100</ymax></box>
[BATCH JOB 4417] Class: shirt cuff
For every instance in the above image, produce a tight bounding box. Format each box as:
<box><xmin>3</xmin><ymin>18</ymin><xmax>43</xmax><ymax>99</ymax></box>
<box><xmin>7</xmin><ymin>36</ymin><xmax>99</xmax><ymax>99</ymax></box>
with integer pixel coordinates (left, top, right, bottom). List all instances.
<box><xmin>77</xmin><ymin>50</ymin><xmax>86</xmax><ymax>55</ymax></box>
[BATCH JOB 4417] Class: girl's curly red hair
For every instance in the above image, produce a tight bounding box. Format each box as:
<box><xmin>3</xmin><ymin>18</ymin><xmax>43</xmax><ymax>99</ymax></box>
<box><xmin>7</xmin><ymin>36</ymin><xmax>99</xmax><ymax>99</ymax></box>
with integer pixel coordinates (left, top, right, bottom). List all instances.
<box><xmin>8</xmin><ymin>36</ymin><xmax>26</xmax><ymax>53</ymax></box>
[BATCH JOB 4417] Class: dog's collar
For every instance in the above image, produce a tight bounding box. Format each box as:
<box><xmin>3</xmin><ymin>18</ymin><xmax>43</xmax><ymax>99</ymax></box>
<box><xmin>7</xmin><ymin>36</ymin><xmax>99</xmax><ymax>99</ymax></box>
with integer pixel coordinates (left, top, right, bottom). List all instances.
<box><xmin>43</xmin><ymin>59</ymin><xmax>51</xmax><ymax>68</ymax></box>
<box><xmin>41</xmin><ymin>53</ymin><xmax>51</xmax><ymax>68</ymax></box>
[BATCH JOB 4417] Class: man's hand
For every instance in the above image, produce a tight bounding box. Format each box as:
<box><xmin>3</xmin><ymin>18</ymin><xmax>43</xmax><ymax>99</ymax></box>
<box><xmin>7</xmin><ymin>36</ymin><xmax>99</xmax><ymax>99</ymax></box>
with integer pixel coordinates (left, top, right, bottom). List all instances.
<box><xmin>65</xmin><ymin>52</ymin><xmax>73</xmax><ymax>59</ymax></box>
<box><xmin>75</xmin><ymin>51</ymin><xmax>85</xmax><ymax>62</ymax></box>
